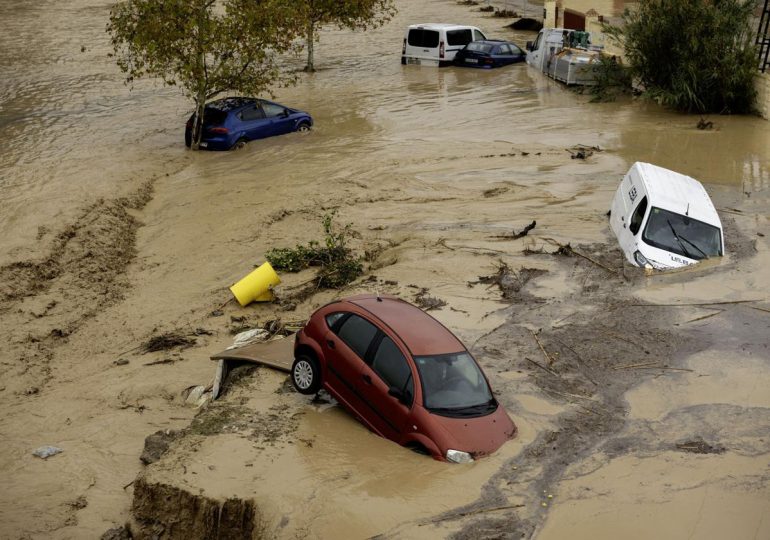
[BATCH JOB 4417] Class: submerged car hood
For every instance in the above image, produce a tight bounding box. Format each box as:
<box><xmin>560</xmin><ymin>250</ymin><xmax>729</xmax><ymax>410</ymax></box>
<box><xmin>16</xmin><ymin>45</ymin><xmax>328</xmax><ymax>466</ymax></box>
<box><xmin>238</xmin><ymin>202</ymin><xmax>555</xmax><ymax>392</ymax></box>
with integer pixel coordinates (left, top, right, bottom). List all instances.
<box><xmin>430</xmin><ymin>405</ymin><xmax>516</xmax><ymax>458</ymax></box>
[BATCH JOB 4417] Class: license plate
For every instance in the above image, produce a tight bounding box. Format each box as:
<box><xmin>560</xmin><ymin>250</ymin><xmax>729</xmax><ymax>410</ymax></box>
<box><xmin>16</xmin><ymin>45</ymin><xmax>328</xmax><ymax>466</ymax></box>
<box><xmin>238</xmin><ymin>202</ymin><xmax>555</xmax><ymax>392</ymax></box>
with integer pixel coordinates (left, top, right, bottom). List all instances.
<box><xmin>465</xmin><ymin>58</ymin><xmax>478</xmax><ymax>64</ymax></box>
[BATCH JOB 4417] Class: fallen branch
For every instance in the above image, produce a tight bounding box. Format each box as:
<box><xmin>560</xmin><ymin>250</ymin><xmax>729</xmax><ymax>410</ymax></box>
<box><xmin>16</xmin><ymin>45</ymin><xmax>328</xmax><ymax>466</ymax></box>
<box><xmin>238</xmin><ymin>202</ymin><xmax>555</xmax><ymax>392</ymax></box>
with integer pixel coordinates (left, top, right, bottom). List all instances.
<box><xmin>628</xmin><ymin>299</ymin><xmax>762</xmax><ymax>307</ymax></box>
<box><xmin>530</xmin><ymin>329</ymin><xmax>554</xmax><ymax>367</ymax></box>
<box><xmin>612</xmin><ymin>361</ymin><xmax>660</xmax><ymax>370</ymax></box>
<box><xmin>430</xmin><ymin>504</ymin><xmax>526</xmax><ymax>523</ymax></box>
<box><xmin>526</xmin><ymin>357</ymin><xmax>559</xmax><ymax>377</ymax></box>
<box><xmin>543</xmin><ymin>238</ymin><xmax>619</xmax><ymax>275</ymax></box>
<box><xmin>491</xmin><ymin>220</ymin><xmax>536</xmax><ymax>240</ymax></box>
<box><xmin>683</xmin><ymin>310</ymin><xmax>723</xmax><ymax>324</ymax></box>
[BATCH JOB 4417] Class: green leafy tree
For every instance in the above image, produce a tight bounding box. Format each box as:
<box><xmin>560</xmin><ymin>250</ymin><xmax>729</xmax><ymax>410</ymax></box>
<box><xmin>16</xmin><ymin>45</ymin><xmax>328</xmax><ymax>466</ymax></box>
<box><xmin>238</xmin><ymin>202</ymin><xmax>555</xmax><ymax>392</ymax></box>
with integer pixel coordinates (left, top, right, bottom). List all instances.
<box><xmin>289</xmin><ymin>0</ymin><xmax>397</xmax><ymax>72</ymax></box>
<box><xmin>108</xmin><ymin>0</ymin><xmax>300</xmax><ymax>149</ymax></box>
<box><xmin>605</xmin><ymin>0</ymin><xmax>757</xmax><ymax>113</ymax></box>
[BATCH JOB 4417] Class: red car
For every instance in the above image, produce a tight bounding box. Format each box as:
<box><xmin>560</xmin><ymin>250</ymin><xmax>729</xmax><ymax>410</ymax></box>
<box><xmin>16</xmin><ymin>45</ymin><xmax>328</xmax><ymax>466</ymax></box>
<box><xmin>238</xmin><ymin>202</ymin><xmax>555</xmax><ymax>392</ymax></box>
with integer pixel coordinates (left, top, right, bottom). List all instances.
<box><xmin>292</xmin><ymin>295</ymin><xmax>517</xmax><ymax>462</ymax></box>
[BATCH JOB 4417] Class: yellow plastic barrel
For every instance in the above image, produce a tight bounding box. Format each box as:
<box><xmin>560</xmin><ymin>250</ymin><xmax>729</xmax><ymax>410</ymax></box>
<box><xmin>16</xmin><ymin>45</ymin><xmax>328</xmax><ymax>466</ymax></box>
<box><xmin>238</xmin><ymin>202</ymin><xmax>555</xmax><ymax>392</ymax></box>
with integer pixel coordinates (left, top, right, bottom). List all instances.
<box><xmin>230</xmin><ymin>262</ymin><xmax>281</xmax><ymax>307</ymax></box>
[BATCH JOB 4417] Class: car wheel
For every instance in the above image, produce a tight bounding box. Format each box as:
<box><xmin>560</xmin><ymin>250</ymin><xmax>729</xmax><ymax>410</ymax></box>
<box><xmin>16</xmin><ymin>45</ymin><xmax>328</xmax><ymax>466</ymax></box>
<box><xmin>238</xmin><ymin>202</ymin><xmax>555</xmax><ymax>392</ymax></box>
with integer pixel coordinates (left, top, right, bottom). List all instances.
<box><xmin>232</xmin><ymin>138</ymin><xmax>247</xmax><ymax>150</ymax></box>
<box><xmin>291</xmin><ymin>354</ymin><xmax>321</xmax><ymax>395</ymax></box>
<box><xmin>297</xmin><ymin>122</ymin><xmax>311</xmax><ymax>133</ymax></box>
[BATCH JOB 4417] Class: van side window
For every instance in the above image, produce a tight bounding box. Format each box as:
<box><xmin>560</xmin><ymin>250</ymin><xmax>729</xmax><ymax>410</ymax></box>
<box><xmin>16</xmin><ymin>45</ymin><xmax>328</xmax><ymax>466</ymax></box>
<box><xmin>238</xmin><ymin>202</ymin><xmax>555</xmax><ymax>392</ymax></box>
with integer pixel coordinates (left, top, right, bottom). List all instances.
<box><xmin>447</xmin><ymin>29</ymin><xmax>473</xmax><ymax>46</ymax></box>
<box><xmin>532</xmin><ymin>32</ymin><xmax>543</xmax><ymax>51</ymax></box>
<box><xmin>335</xmin><ymin>315</ymin><xmax>378</xmax><ymax>359</ymax></box>
<box><xmin>473</xmin><ymin>29</ymin><xmax>486</xmax><ymax>41</ymax></box>
<box><xmin>408</xmin><ymin>29</ymin><xmax>439</xmax><ymax>48</ymax></box>
<box><xmin>629</xmin><ymin>196</ymin><xmax>648</xmax><ymax>235</ymax></box>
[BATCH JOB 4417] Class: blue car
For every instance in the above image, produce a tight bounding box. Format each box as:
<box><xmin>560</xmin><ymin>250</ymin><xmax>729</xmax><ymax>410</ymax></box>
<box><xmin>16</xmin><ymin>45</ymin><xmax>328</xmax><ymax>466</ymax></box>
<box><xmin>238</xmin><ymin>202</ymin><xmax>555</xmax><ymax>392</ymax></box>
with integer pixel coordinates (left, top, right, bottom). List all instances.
<box><xmin>184</xmin><ymin>97</ymin><xmax>313</xmax><ymax>150</ymax></box>
<box><xmin>453</xmin><ymin>40</ymin><xmax>526</xmax><ymax>68</ymax></box>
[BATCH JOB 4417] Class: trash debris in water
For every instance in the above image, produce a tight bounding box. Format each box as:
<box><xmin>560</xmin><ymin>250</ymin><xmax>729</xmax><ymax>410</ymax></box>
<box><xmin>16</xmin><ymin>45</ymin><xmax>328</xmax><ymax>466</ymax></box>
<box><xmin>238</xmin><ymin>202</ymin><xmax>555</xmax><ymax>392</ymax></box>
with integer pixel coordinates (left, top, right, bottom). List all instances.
<box><xmin>32</xmin><ymin>446</ymin><xmax>63</xmax><ymax>459</ymax></box>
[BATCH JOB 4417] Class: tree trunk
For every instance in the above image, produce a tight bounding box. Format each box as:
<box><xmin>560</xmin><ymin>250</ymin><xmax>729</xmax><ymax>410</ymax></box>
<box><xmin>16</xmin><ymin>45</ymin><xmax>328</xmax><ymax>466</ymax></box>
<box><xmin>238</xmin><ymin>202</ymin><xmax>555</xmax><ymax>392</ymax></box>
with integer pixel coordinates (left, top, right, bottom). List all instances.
<box><xmin>305</xmin><ymin>20</ymin><xmax>315</xmax><ymax>72</ymax></box>
<box><xmin>193</xmin><ymin>95</ymin><xmax>205</xmax><ymax>150</ymax></box>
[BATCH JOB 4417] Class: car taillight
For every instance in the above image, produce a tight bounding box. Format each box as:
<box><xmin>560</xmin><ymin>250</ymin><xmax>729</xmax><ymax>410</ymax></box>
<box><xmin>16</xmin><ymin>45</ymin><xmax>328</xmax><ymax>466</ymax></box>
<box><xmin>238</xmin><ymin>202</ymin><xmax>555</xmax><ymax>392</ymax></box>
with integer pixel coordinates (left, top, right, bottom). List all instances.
<box><xmin>484</xmin><ymin>58</ymin><xmax>494</xmax><ymax>65</ymax></box>
<box><xmin>402</xmin><ymin>38</ymin><xmax>406</xmax><ymax>54</ymax></box>
<box><xmin>209</xmin><ymin>127</ymin><xmax>228</xmax><ymax>134</ymax></box>
<box><xmin>439</xmin><ymin>41</ymin><xmax>445</xmax><ymax>58</ymax></box>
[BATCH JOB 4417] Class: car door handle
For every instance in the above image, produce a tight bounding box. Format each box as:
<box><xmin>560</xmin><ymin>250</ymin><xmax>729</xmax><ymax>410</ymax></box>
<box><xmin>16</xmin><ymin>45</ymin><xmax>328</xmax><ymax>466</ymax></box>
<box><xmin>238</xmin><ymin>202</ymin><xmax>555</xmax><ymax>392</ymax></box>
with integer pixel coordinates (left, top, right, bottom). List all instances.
<box><xmin>362</xmin><ymin>374</ymin><xmax>372</xmax><ymax>385</ymax></box>
<box><xmin>326</xmin><ymin>339</ymin><xmax>335</xmax><ymax>349</ymax></box>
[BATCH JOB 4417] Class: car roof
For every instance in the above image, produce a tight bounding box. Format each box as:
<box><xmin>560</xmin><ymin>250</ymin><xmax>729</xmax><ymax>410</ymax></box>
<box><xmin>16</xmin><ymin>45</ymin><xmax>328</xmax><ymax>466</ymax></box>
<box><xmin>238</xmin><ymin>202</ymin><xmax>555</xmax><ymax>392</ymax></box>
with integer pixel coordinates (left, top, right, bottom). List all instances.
<box><xmin>631</xmin><ymin>162</ymin><xmax>721</xmax><ymax>227</ymax></box>
<box><xmin>206</xmin><ymin>97</ymin><xmax>257</xmax><ymax>112</ymax></box>
<box><xmin>342</xmin><ymin>295</ymin><xmax>465</xmax><ymax>356</ymax></box>
<box><xmin>408</xmin><ymin>23</ymin><xmax>480</xmax><ymax>31</ymax></box>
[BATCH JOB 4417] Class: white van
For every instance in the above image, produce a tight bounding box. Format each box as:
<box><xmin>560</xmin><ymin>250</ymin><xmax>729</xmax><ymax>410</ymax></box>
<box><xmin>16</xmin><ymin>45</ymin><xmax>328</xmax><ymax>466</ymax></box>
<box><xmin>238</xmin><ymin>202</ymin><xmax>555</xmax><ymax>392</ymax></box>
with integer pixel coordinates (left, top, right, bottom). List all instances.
<box><xmin>402</xmin><ymin>24</ymin><xmax>488</xmax><ymax>67</ymax></box>
<box><xmin>609</xmin><ymin>162</ymin><xmax>724</xmax><ymax>270</ymax></box>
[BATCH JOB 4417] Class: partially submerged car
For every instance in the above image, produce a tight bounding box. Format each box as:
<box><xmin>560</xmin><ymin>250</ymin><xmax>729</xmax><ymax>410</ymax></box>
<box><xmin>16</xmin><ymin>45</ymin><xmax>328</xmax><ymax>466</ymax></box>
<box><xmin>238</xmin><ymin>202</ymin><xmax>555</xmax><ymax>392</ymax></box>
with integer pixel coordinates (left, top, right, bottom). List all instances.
<box><xmin>610</xmin><ymin>162</ymin><xmax>724</xmax><ymax>270</ymax></box>
<box><xmin>453</xmin><ymin>40</ymin><xmax>526</xmax><ymax>68</ymax></box>
<box><xmin>292</xmin><ymin>295</ymin><xmax>517</xmax><ymax>462</ymax></box>
<box><xmin>184</xmin><ymin>97</ymin><xmax>312</xmax><ymax>150</ymax></box>
<box><xmin>402</xmin><ymin>23</ymin><xmax>487</xmax><ymax>66</ymax></box>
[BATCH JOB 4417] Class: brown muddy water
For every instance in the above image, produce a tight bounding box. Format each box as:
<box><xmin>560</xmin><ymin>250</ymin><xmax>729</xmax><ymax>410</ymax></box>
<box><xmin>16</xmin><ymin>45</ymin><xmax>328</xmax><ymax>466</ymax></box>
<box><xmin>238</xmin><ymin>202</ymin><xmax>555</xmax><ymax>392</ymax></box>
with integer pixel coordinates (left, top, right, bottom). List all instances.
<box><xmin>1</xmin><ymin>0</ymin><xmax>769</xmax><ymax>538</ymax></box>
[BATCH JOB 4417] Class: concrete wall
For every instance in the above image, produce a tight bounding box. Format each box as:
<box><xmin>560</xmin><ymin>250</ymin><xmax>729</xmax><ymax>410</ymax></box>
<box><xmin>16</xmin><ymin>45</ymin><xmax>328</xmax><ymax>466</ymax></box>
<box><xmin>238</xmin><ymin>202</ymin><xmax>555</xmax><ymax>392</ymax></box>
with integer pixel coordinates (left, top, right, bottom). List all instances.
<box><xmin>756</xmin><ymin>71</ymin><xmax>770</xmax><ymax>120</ymax></box>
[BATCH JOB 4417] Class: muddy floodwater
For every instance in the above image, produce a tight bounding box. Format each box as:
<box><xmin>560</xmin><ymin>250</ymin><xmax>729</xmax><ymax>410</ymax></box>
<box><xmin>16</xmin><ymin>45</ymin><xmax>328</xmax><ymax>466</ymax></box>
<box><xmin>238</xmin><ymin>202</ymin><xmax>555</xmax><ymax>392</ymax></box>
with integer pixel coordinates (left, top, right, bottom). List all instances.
<box><xmin>1</xmin><ymin>0</ymin><xmax>770</xmax><ymax>538</ymax></box>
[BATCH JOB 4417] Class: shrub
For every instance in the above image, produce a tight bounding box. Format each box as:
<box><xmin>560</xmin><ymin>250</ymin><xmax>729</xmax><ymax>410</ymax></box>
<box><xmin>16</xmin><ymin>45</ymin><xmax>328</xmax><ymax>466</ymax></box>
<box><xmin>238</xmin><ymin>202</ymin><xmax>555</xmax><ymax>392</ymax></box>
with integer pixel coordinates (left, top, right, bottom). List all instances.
<box><xmin>266</xmin><ymin>211</ymin><xmax>363</xmax><ymax>289</ymax></box>
<box><xmin>605</xmin><ymin>0</ymin><xmax>757</xmax><ymax>113</ymax></box>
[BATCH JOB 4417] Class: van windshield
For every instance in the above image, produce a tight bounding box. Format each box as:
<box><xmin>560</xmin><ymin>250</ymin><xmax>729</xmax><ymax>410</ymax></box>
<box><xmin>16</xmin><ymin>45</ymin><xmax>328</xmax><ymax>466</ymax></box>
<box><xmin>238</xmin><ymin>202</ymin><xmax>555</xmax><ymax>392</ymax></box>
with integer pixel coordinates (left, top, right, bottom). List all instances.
<box><xmin>642</xmin><ymin>207</ymin><xmax>722</xmax><ymax>260</ymax></box>
<box><xmin>414</xmin><ymin>352</ymin><xmax>496</xmax><ymax>417</ymax></box>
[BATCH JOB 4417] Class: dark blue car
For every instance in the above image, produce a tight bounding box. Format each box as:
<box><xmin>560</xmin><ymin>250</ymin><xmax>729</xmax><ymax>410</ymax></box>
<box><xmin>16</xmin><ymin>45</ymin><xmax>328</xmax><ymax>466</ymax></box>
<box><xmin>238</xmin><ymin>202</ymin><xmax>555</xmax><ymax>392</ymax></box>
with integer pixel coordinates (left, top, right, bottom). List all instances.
<box><xmin>184</xmin><ymin>97</ymin><xmax>313</xmax><ymax>150</ymax></box>
<box><xmin>453</xmin><ymin>40</ymin><xmax>526</xmax><ymax>68</ymax></box>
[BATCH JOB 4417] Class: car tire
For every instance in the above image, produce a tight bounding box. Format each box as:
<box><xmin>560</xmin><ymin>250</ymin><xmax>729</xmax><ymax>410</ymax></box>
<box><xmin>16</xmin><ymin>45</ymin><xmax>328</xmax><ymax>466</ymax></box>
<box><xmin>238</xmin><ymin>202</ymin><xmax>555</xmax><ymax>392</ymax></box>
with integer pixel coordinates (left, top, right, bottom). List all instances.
<box><xmin>232</xmin><ymin>138</ymin><xmax>247</xmax><ymax>150</ymax></box>
<box><xmin>291</xmin><ymin>354</ymin><xmax>321</xmax><ymax>395</ymax></box>
<box><xmin>297</xmin><ymin>122</ymin><xmax>311</xmax><ymax>133</ymax></box>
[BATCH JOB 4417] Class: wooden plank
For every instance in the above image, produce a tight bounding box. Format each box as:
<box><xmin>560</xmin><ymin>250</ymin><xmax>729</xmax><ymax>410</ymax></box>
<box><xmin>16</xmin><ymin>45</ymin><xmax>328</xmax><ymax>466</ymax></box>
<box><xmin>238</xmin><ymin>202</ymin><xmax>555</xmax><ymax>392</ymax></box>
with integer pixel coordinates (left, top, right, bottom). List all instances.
<box><xmin>210</xmin><ymin>337</ymin><xmax>294</xmax><ymax>373</ymax></box>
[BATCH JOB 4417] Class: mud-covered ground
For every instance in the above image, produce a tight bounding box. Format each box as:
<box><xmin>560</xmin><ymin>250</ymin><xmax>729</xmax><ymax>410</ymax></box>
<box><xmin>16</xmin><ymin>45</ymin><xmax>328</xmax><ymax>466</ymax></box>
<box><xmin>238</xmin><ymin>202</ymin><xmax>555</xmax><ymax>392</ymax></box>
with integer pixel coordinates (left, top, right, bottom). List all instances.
<box><xmin>1</xmin><ymin>0</ymin><xmax>770</xmax><ymax>538</ymax></box>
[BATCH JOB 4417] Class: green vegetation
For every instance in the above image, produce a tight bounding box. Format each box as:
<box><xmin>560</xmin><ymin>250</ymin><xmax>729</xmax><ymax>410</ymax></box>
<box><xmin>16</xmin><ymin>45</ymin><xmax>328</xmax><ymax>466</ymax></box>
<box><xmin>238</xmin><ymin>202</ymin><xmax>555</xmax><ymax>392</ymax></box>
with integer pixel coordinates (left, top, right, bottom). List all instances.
<box><xmin>266</xmin><ymin>211</ymin><xmax>363</xmax><ymax>289</ymax></box>
<box><xmin>588</xmin><ymin>55</ymin><xmax>633</xmax><ymax>102</ymax></box>
<box><xmin>605</xmin><ymin>0</ymin><xmax>757</xmax><ymax>113</ymax></box>
<box><xmin>107</xmin><ymin>0</ymin><xmax>299</xmax><ymax>149</ymax></box>
<box><xmin>288</xmin><ymin>0</ymin><xmax>396</xmax><ymax>72</ymax></box>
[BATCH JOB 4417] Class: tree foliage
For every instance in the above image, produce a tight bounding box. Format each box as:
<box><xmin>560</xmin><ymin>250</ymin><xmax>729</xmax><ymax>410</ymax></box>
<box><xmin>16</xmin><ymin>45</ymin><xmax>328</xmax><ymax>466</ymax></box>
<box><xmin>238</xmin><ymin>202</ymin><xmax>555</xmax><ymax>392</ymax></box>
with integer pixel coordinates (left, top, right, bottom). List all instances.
<box><xmin>605</xmin><ymin>0</ymin><xmax>758</xmax><ymax>113</ymax></box>
<box><xmin>287</xmin><ymin>0</ymin><xmax>397</xmax><ymax>72</ymax></box>
<box><xmin>107</xmin><ymin>0</ymin><xmax>300</xmax><ymax>148</ymax></box>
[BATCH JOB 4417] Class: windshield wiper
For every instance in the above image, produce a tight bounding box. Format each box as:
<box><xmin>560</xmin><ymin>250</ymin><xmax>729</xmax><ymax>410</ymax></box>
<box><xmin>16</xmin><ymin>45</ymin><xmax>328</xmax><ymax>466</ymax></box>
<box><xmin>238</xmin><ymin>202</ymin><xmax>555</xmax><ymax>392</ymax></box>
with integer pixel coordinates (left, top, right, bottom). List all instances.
<box><xmin>678</xmin><ymin>234</ymin><xmax>708</xmax><ymax>259</ymax></box>
<box><xmin>667</xmin><ymin>220</ymin><xmax>693</xmax><ymax>259</ymax></box>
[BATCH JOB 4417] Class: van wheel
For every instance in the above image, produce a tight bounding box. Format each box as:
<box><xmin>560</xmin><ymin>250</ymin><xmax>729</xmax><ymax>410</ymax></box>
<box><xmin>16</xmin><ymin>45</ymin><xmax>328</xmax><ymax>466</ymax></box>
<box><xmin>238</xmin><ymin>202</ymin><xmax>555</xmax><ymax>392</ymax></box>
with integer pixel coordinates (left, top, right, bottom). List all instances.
<box><xmin>232</xmin><ymin>138</ymin><xmax>247</xmax><ymax>150</ymax></box>
<box><xmin>291</xmin><ymin>354</ymin><xmax>321</xmax><ymax>395</ymax></box>
<box><xmin>297</xmin><ymin>122</ymin><xmax>311</xmax><ymax>133</ymax></box>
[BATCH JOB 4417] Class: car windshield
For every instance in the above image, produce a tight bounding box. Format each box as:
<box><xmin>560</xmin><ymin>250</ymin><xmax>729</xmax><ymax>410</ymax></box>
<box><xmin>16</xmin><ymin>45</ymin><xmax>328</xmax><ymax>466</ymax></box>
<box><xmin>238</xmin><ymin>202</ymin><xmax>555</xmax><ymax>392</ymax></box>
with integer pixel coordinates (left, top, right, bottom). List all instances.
<box><xmin>466</xmin><ymin>42</ymin><xmax>493</xmax><ymax>53</ymax></box>
<box><xmin>642</xmin><ymin>206</ymin><xmax>722</xmax><ymax>260</ymax></box>
<box><xmin>414</xmin><ymin>352</ymin><xmax>494</xmax><ymax>415</ymax></box>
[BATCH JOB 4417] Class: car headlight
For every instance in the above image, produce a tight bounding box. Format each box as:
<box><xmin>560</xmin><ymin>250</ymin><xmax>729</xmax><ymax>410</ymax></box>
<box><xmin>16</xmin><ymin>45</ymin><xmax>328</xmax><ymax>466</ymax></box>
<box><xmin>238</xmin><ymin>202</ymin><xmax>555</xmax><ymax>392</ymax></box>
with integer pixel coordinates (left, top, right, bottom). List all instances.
<box><xmin>633</xmin><ymin>250</ymin><xmax>653</xmax><ymax>270</ymax></box>
<box><xmin>446</xmin><ymin>449</ymin><xmax>474</xmax><ymax>464</ymax></box>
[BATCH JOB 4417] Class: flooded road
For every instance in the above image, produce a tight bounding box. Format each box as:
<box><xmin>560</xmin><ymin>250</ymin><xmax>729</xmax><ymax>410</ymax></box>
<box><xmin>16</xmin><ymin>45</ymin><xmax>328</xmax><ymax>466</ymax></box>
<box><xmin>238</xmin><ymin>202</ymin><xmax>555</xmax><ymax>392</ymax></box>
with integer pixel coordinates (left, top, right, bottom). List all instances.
<box><xmin>1</xmin><ymin>0</ymin><xmax>769</xmax><ymax>538</ymax></box>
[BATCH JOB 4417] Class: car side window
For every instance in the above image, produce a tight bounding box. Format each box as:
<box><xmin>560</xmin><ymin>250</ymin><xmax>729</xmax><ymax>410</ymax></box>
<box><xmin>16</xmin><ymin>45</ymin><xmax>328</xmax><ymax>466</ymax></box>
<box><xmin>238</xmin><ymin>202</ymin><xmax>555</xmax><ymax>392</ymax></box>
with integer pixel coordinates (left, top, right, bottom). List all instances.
<box><xmin>325</xmin><ymin>312</ymin><xmax>347</xmax><ymax>330</ymax></box>
<box><xmin>474</xmin><ymin>29</ymin><xmax>486</xmax><ymax>41</ymax></box>
<box><xmin>511</xmin><ymin>43</ymin><xmax>523</xmax><ymax>55</ymax></box>
<box><xmin>240</xmin><ymin>105</ymin><xmax>265</xmax><ymax>121</ymax></box>
<box><xmin>629</xmin><ymin>196</ymin><xmax>648</xmax><ymax>235</ymax></box>
<box><xmin>498</xmin><ymin>44</ymin><xmax>511</xmax><ymax>54</ymax></box>
<box><xmin>372</xmin><ymin>336</ymin><xmax>413</xmax><ymax>403</ymax></box>
<box><xmin>335</xmin><ymin>315</ymin><xmax>378</xmax><ymax>359</ymax></box>
<box><xmin>261</xmin><ymin>102</ymin><xmax>285</xmax><ymax>118</ymax></box>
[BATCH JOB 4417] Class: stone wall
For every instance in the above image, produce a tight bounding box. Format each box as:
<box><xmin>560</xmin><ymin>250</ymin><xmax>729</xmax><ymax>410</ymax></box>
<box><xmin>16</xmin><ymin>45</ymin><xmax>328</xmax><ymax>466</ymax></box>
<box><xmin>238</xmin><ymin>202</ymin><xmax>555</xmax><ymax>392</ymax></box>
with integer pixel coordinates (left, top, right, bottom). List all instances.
<box><xmin>756</xmin><ymin>71</ymin><xmax>770</xmax><ymax>120</ymax></box>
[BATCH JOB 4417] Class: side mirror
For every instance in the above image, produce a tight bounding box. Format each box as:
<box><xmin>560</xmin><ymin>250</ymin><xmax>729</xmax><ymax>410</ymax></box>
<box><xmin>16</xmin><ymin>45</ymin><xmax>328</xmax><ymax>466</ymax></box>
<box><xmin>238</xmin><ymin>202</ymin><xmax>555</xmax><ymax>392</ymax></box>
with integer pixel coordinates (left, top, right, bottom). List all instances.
<box><xmin>526</xmin><ymin>41</ymin><xmax>534</xmax><ymax>51</ymax></box>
